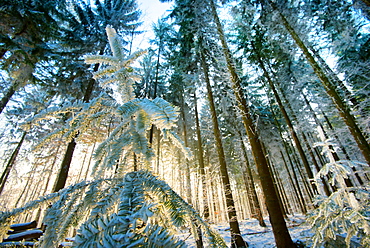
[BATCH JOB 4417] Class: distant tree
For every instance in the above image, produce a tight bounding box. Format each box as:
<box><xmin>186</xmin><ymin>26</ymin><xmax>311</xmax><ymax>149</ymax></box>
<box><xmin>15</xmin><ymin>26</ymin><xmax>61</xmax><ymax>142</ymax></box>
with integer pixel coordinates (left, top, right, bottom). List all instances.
<box><xmin>262</xmin><ymin>0</ymin><xmax>370</xmax><ymax>165</ymax></box>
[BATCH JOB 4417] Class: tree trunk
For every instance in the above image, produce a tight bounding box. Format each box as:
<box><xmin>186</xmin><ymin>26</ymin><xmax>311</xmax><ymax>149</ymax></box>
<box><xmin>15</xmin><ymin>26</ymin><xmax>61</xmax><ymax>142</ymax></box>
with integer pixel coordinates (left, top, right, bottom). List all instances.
<box><xmin>0</xmin><ymin>81</ymin><xmax>17</xmax><ymax>114</ymax></box>
<box><xmin>181</xmin><ymin>106</ymin><xmax>192</xmax><ymax>205</ymax></box>
<box><xmin>252</xmin><ymin>43</ymin><xmax>318</xmax><ymax>195</ymax></box>
<box><xmin>210</xmin><ymin>1</ymin><xmax>295</xmax><ymax>247</ymax></box>
<box><xmin>200</xmin><ymin>50</ymin><xmax>247</xmax><ymax>248</ymax></box>
<box><xmin>194</xmin><ymin>92</ymin><xmax>210</xmax><ymax>219</ymax></box>
<box><xmin>280</xmin><ymin>151</ymin><xmax>307</xmax><ymax>213</ymax></box>
<box><xmin>267</xmin><ymin>97</ymin><xmax>309</xmax><ymax>213</ymax></box>
<box><xmin>53</xmin><ymin>137</ymin><xmax>77</xmax><ymax>192</ymax></box>
<box><xmin>237</xmin><ymin>130</ymin><xmax>266</xmax><ymax>227</ymax></box>
<box><xmin>269</xmin><ymin>0</ymin><xmax>370</xmax><ymax>165</ymax></box>
<box><xmin>308</xmin><ymin>46</ymin><xmax>359</xmax><ymax>107</ymax></box>
<box><xmin>52</xmin><ymin>54</ymin><xmax>102</xmax><ymax>192</ymax></box>
<box><xmin>0</xmin><ymin>131</ymin><xmax>27</xmax><ymax>195</ymax></box>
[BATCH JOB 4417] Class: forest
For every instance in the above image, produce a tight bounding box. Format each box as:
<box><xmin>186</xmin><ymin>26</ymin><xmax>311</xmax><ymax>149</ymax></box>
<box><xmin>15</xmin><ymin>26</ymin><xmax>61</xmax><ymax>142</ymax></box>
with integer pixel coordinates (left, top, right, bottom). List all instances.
<box><xmin>0</xmin><ymin>0</ymin><xmax>369</xmax><ymax>247</ymax></box>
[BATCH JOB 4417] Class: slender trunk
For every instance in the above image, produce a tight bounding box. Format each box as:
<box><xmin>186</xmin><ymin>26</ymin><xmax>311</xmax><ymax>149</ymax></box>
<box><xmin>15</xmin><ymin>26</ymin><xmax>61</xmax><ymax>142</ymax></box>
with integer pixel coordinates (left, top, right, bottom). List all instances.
<box><xmin>308</xmin><ymin>46</ymin><xmax>359</xmax><ymax>107</ymax></box>
<box><xmin>53</xmin><ymin>52</ymin><xmax>103</xmax><ymax>192</ymax></box>
<box><xmin>0</xmin><ymin>81</ymin><xmax>17</xmax><ymax>114</ymax></box>
<box><xmin>194</xmin><ymin>92</ymin><xmax>210</xmax><ymax>219</ymax></box>
<box><xmin>14</xmin><ymin>168</ymin><xmax>35</xmax><ymax>209</ymax></box>
<box><xmin>75</xmin><ymin>149</ymin><xmax>88</xmax><ymax>183</ymax></box>
<box><xmin>301</xmin><ymin>131</ymin><xmax>332</xmax><ymax>195</ymax></box>
<box><xmin>181</xmin><ymin>107</ymin><xmax>192</xmax><ymax>205</ymax></box>
<box><xmin>320</xmin><ymin>108</ymin><xmax>352</xmax><ymax>160</ymax></box>
<box><xmin>276</xmin><ymin>82</ymin><xmax>332</xmax><ymax>195</ymax></box>
<box><xmin>210</xmin><ymin>1</ymin><xmax>295</xmax><ymax>247</ymax></box>
<box><xmin>304</xmin><ymin>94</ymin><xmax>364</xmax><ymax>185</ymax></box>
<box><xmin>201</xmin><ymin>50</ymin><xmax>247</xmax><ymax>248</ymax></box>
<box><xmin>149</xmin><ymin>41</ymin><xmax>162</xmax><ymax>144</ymax></box>
<box><xmin>267</xmin><ymin>98</ymin><xmax>309</xmax><ymax>213</ymax></box>
<box><xmin>263</xmin><ymin>145</ymin><xmax>288</xmax><ymax>217</ymax></box>
<box><xmin>270</xmin><ymin>161</ymin><xmax>291</xmax><ymax>215</ymax></box>
<box><xmin>133</xmin><ymin>152</ymin><xmax>138</xmax><ymax>171</ymax></box>
<box><xmin>237</xmin><ymin>130</ymin><xmax>266</xmax><ymax>227</ymax></box>
<box><xmin>0</xmin><ymin>131</ymin><xmax>27</xmax><ymax>195</ymax></box>
<box><xmin>53</xmin><ymin>138</ymin><xmax>77</xmax><ymax>192</ymax></box>
<box><xmin>18</xmin><ymin>168</ymin><xmax>37</xmax><ymax>209</ymax></box>
<box><xmin>84</xmin><ymin>142</ymin><xmax>96</xmax><ymax>181</ymax></box>
<box><xmin>252</xmin><ymin>44</ymin><xmax>318</xmax><ymax>195</ymax></box>
<box><xmin>156</xmin><ymin>129</ymin><xmax>161</xmax><ymax>175</ymax></box>
<box><xmin>280</xmin><ymin>151</ymin><xmax>307</xmax><ymax>213</ymax></box>
<box><xmin>269</xmin><ymin>1</ymin><xmax>370</xmax><ymax>165</ymax></box>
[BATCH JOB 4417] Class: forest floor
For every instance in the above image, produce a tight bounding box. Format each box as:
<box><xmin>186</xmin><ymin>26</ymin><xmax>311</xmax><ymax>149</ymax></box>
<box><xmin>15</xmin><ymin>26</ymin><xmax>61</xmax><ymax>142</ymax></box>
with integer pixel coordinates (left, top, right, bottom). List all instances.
<box><xmin>215</xmin><ymin>215</ymin><xmax>312</xmax><ymax>247</ymax></box>
<box><xmin>181</xmin><ymin>215</ymin><xmax>314</xmax><ymax>247</ymax></box>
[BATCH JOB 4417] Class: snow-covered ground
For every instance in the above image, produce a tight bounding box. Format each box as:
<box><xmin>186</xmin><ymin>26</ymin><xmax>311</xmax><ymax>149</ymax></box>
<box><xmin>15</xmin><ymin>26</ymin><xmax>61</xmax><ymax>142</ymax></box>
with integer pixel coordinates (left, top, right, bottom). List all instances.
<box><xmin>182</xmin><ymin>215</ymin><xmax>313</xmax><ymax>247</ymax></box>
<box><xmin>215</xmin><ymin>215</ymin><xmax>311</xmax><ymax>247</ymax></box>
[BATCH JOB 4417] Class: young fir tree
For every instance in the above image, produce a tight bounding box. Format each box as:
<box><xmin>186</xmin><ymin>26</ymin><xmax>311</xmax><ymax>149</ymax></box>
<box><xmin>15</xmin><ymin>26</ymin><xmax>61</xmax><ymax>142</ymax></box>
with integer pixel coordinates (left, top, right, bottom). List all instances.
<box><xmin>307</xmin><ymin>129</ymin><xmax>370</xmax><ymax>247</ymax></box>
<box><xmin>0</xmin><ymin>26</ymin><xmax>226</xmax><ymax>248</ymax></box>
<box><xmin>53</xmin><ymin>0</ymin><xmax>142</xmax><ymax>192</ymax></box>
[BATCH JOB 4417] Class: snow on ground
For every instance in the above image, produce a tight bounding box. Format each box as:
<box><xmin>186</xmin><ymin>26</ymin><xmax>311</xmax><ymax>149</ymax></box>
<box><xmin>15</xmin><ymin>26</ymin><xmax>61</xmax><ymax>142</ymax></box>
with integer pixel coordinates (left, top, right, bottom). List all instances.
<box><xmin>181</xmin><ymin>215</ymin><xmax>313</xmax><ymax>247</ymax></box>
<box><xmin>216</xmin><ymin>215</ymin><xmax>312</xmax><ymax>247</ymax></box>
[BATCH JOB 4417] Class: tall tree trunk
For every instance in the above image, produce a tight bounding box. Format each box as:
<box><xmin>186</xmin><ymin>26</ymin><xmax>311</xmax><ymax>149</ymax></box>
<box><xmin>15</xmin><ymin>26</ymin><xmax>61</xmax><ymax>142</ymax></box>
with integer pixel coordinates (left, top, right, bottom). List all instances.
<box><xmin>0</xmin><ymin>131</ymin><xmax>27</xmax><ymax>195</ymax></box>
<box><xmin>52</xmin><ymin>56</ymin><xmax>102</xmax><ymax>192</ymax></box>
<box><xmin>194</xmin><ymin>92</ymin><xmax>210</xmax><ymax>219</ymax></box>
<box><xmin>200</xmin><ymin>50</ymin><xmax>247</xmax><ymax>248</ymax></box>
<box><xmin>209</xmin><ymin>1</ymin><xmax>295</xmax><ymax>247</ymax></box>
<box><xmin>0</xmin><ymin>81</ymin><xmax>18</xmax><ymax>114</ymax></box>
<box><xmin>180</xmin><ymin>106</ymin><xmax>192</xmax><ymax>205</ymax></box>
<box><xmin>53</xmin><ymin>137</ymin><xmax>77</xmax><ymax>192</ymax></box>
<box><xmin>148</xmin><ymin>40</ymin><xmax>162</xmax><ymax>144</ymax></box>
<box><xmin>267</xmin><ymin>97</ymin><xmax>310</xmax><ymax>213</ymax></box>
<box><xmin>268</xmin><ymin>0</ymin><xmax>370</xmax><ymax>165</ymax></box>
<box><xmin>280</xmin><ymin>151</ymin><xmax>307</xmax><ymax>213</ymax></box>
<box><xmin>308</xmin><ymin>46</ymin><xmax>359</xmax><ymax>107</ymax></box>
<box><xmin>237</xmin><ymin>130</ymin><xmax>266</xmax><ymax>227</ymax></box>
<box><xmin>252</xmin><ymin>43</ymin><xmax>318</xmax><ymax>195</ymax></box>
<box><xmin>303</xmin><ymin>94</ymin><xmax>364</xmax><ymax>186</ymax></box>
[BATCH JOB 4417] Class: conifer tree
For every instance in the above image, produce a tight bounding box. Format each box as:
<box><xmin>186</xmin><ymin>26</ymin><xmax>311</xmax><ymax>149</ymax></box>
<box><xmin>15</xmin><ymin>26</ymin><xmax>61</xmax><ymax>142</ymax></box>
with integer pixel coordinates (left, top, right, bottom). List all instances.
<box><xmin>261</xmin><ymin>0</ymin><xmax>370</xmax><ymax>165</ymax></box>
<box><xmin>0</xmin><ymin>26</ymin><xmax>226</xmax><ymax>248</ymax></box>
<box><xmin>209</xmin><ymin>0</ymin><xmax>296</xmax><ymax>247</ymax></box>
<box><xmin>53</xmin><ymin>0</ymin><xmax>142</xmax><ymax>192</ymax></box>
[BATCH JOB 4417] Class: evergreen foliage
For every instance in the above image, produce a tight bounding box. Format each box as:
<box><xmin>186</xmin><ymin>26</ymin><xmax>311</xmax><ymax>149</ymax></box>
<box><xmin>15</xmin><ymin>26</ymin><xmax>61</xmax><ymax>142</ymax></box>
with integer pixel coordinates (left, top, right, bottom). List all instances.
<box><xmin>0</xmin><ymin>25</ymin><xmax>220</xmax><ymax>247</ymax></box>
<box><xmin>1</xmin><ymin>0</ymin><xmax>370</xmax><ymax>247</ymax></box>
<box><xmin>0</xmin><ymin>171</ymin><xmax>226</xmax><ymax>247</ymax></box>
<box><xmin>307</xmin><ymin>134</ymin><xmax>370</xmax><ymax>247</ymax></box>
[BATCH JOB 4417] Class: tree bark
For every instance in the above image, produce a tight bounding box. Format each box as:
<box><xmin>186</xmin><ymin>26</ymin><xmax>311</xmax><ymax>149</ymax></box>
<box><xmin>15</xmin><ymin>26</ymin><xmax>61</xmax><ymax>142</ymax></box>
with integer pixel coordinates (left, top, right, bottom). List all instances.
<box><xmin>52</xmin><ymin>52</ymin><xmax>102</xmax><ymax>192</ymax></box>
<box><xmin>252</xmin><ymin>43</ymin><xmax>318</xmax><ymax>195</ymax></box>
<box><xmin>237</xmin><ymin>130</ymin><xmax>266</xmax><ymax>227</ymax></box>
<box><xmin>0</xmin><ymin>131</ymin><xmax>27</xmax><ymax>195</ymax></box>
<box><xmin>280</xmin><ymin>151</ymin><xmax>307</xmax><ymax>213</ymax></box>
<box><xmin>194</xmin><ymin>92</ymin><xmax>210</xmax><ymax>219</ymax></box>
<box><xmin>0</xmin><ymin>81</ymin><xmax>17</xmax><ymax>114</ymax></box>
<box><xmin>53</xmin><ymin>137</ymin><xmax>77</xmax><ymax>192</ymax></box>
<box><xmin>180</xmin><ymin>106</ymin><xmax>192</xmax><ymax>205</ymax></box>
<box><xmin>200</xmin><ymin>50</ymin><xmax>247</xmax><ymax>248</ymax></box>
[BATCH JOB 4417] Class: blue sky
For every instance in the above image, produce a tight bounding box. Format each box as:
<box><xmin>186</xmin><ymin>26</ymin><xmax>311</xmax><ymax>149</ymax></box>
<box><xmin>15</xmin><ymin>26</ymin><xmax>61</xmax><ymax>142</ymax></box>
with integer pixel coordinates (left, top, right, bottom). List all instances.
<box><xmin>134</xmin><ymin>0</ymin><xmax>173</xmax><ymax>49</ymax></box>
